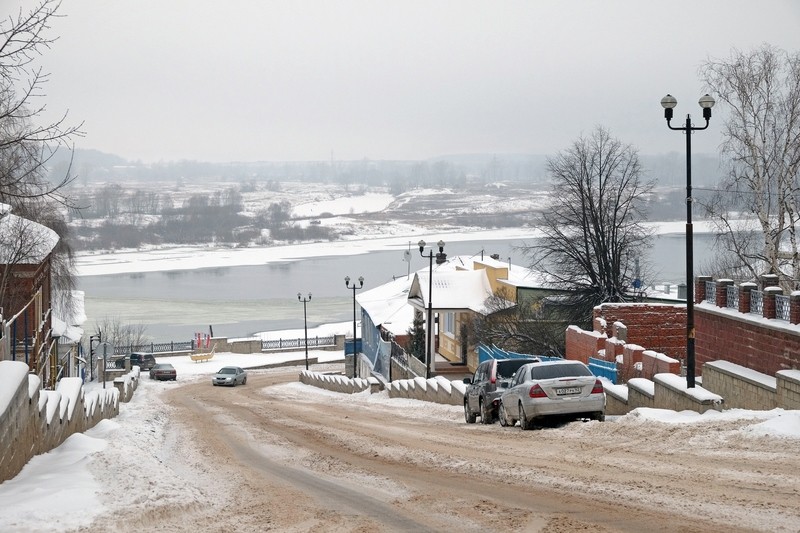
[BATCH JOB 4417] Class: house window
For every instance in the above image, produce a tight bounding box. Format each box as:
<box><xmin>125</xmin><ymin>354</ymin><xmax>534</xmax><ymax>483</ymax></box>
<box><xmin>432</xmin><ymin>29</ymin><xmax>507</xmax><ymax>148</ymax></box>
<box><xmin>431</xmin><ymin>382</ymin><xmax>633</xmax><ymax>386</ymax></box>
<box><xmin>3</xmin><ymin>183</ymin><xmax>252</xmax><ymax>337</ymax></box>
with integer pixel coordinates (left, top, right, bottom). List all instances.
<box><xmin>444</xmin><ymin>312</ymin><xmax>456</xmax><ymax>337</ymax></box>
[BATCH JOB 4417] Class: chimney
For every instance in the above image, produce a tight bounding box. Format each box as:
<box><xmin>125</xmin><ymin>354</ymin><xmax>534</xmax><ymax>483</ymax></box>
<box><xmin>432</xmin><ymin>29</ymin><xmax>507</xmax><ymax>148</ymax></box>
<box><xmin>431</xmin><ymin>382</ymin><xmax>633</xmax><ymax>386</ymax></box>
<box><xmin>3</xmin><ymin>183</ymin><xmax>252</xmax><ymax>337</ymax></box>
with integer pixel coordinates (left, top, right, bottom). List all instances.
<box><xmin>490</xmin><ymin>253</ymin><xmax>500</xmax><ymax>260</ymax></box>
<box><xmin>435</xmin><ymin>252</ymin><xmax>447</xmax><ymax>265</ymax></box>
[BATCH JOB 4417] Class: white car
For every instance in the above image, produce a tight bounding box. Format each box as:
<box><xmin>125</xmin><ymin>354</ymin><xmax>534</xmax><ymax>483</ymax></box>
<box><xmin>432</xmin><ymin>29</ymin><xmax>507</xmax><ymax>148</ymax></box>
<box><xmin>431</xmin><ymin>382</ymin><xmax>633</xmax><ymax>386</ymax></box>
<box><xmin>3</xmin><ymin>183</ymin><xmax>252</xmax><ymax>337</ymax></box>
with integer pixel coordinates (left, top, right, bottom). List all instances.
<box><xmin>212</xmin><ymin>366</ymin><xmax>248</xmax><ymax>386</ymax></box>
<box><xmin>499</xmin><ymin>360</ymin><xmax>605</xmax><ymax>429</ymax></box>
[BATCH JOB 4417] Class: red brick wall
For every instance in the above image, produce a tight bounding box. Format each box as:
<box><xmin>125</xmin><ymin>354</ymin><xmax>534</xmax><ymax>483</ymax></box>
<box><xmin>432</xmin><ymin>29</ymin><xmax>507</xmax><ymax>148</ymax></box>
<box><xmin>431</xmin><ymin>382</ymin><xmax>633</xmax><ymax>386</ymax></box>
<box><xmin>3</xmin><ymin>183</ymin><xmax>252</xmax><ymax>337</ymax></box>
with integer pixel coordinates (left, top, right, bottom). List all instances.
<box><xmin>593</xmin><ymin>304</ymin><xmax>686</xmax><ymax>360</ymax></box>
<box><xmin>696</xmin><ymin>308</ymin><xmax>800</xmax><ymax>375</ymax></box>
<box><xmin>565</xmin><ymin>325</ymin><xmax>605</xmax><ymax>364</ymax></box>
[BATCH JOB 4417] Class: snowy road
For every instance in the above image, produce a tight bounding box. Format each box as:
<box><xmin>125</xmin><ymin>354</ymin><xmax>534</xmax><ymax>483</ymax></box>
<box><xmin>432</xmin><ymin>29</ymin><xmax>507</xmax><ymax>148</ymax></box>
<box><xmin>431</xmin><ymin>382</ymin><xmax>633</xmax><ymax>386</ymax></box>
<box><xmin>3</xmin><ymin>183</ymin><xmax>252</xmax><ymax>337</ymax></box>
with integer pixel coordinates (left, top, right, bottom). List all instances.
<box><xmin>72</xmin><ymin>365</ymin><xmax>800</xmax><ymax>532</ymax></box>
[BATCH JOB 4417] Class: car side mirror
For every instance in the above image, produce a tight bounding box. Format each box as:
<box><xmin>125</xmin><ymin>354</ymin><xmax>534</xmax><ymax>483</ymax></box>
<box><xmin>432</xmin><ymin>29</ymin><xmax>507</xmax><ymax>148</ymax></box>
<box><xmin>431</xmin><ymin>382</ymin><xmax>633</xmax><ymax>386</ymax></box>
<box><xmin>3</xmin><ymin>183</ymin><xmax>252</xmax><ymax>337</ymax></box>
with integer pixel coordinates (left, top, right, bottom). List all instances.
<box><xmin>463</xmin><ymin>377</ymin><xmax>472</xmax><ymax>385</ymax></box>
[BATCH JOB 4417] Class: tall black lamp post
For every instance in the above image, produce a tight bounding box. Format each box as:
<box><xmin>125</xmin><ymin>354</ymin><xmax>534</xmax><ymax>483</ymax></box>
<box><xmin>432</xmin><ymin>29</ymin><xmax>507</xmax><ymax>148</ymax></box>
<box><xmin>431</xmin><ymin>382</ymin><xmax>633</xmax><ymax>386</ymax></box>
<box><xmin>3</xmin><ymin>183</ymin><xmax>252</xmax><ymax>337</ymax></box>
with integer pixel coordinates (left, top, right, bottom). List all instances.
<box><xmin>298</xmin><ymin>292</ymin><xmax>311</xmax><ymax>370</ymax></box>
<box><xmin>661</xmin><ymin>93</ymin><xmax>715</xmax><ymax>388</ymax></box>
<box><xmin>344</xmin><ymin>275</ymin><xmax>364</xmax><ymax>378</ymax></box>
<box><xmin>418</xmin><ymin>239</ymin><xmax>445</xmax><ymax>379</ymax></box>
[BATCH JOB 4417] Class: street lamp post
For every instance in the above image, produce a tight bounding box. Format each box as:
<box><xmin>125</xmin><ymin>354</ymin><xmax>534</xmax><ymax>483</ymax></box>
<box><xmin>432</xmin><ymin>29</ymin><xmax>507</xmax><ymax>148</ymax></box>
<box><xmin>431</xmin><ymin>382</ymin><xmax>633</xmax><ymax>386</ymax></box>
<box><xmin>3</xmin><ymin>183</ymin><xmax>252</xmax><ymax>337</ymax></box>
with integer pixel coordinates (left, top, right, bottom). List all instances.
<box><xmin>344</xmin><ymin>275</ymin><xmax>364</xmax><ymax>378</ymax></box>
<box><xmin>89</xmin><ymin>333</ymin><xmax>101</xmax><ymax>382</ymax></box>
<box><xmin>418</xmin><ymin>239</ymin><xmax>445</xmax><ymax>379</ymax></box>
<box><xmin>298</xmin><ymin>292</ymin><xmax>311</xmax><ymax>370</ymax></box>
<box><xmin>661</xmin><ymin>93</ymin><xmax>715</xmax><ymax>388</ymax></box>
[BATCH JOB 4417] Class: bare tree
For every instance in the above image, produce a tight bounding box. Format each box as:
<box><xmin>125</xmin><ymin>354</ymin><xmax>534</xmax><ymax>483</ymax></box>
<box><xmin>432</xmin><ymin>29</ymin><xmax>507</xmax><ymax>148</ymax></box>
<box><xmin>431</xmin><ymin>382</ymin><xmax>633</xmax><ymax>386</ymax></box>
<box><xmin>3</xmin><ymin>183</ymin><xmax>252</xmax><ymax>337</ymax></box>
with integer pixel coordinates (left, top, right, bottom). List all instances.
<box><xmin>472</xmin><ymin>288</ymin><xmax>569</xmax><ymax>358</ymax></box>
<box><xmin>1</xmin><ymin>1</ymin><xmax>81</xmax><ymax>318</ymax></box>
<box><xmin>521</xmin><ymin>127</ymin><xmax>653</xmax><ymax>326</ymax></box>
<box><xmin>700</xmin><ymin>45</ymin><xmax>800</xmax><ymax>287</ymax></box>
<box><xmin>0</xmin><ymin>0</ymin><xmax>83</xmax><ymax>206</ymax></box>
<box><xmin>93</xmin><ymin>316</ymin><xmax>148</xmax><ymax>352</ymax></box>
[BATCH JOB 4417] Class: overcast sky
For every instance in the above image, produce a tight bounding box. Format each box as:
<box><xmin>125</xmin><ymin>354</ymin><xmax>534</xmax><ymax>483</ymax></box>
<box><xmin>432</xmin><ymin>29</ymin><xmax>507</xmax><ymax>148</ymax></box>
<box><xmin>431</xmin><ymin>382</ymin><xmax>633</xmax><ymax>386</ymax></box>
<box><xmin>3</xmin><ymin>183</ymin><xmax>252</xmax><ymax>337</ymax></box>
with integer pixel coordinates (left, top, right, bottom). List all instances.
<box><xmin>24</xmin><ymin>1</ymin><xmax>800</xmax><ymax>163</ymax></box>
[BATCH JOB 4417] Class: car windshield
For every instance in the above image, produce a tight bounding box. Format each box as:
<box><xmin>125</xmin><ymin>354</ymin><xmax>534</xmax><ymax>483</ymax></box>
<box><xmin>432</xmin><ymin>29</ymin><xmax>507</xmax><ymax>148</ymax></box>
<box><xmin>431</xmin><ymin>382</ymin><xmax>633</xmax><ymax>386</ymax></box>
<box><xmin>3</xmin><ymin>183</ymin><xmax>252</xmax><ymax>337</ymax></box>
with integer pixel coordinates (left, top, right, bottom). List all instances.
<box><xmin>154</xmin><ymin>364</ymin><xmax>173</xmax><ymax>370</ymax></box>
<box><xmin>496</xmin><ymin>359</ymin><xmax>535</xmax><ymax>379</ymax></box>
<box><xmin>219</xmin><ymin>368</ymin><xmax>236</xmax><ymax>374</ymax></box>
<box><xmin>529</xmin><ymin>363</ymin><xmax>592</xmax><ymax>380</ymax></box>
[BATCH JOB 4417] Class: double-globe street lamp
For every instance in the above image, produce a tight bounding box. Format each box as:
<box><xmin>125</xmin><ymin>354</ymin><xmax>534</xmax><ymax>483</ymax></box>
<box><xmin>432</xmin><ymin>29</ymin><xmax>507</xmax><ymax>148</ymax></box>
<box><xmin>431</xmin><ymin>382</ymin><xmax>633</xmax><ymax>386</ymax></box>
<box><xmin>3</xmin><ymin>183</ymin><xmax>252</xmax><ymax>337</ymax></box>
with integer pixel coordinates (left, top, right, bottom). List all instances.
<box><xmin>298</xmin><ymin>292</ymin><xmax>312</xmax><ymax>370</ymax></box>
<box><xmin>660</xmin><ymin>93</ymin><xmax>715</xmax><ymax>389</ymax></box>
<box><xmin>344</xmin><ymin>275</ymin><xmax>364</xmax><ymax>378</ymax></box>
<box><xmin>419</xmin><ymin>240</ymin><xmax>445</xmax><ymax>379</ymax></box>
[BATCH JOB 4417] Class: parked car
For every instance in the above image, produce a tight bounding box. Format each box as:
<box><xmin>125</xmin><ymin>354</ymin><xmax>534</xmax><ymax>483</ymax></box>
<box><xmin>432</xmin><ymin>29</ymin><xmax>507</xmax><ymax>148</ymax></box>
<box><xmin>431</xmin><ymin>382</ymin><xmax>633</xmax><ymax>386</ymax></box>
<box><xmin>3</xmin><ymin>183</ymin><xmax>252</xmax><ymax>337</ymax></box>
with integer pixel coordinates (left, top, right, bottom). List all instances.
<box><xmin>499</xmin><ymin>360</ymin><xmax>605</xmax><ymax>430</ymax></box>
<box><xmin>212</xmin><ymin>366</ymin><xmax>247</xmax><ymax>386</ymax></box>
<box><xmin>464</xmin><ymin>357</ymin><xmax>540</xmax><ymax>424</ymax></box>
<box><xmin>114</xmin><ymin>352</ymin><xmax>157</xmax><ymax>371</ymax></box>
<box><xmin>149</xmin><ymin>363</ymin><xmax>177</xmax><ymax>381</ymax></box>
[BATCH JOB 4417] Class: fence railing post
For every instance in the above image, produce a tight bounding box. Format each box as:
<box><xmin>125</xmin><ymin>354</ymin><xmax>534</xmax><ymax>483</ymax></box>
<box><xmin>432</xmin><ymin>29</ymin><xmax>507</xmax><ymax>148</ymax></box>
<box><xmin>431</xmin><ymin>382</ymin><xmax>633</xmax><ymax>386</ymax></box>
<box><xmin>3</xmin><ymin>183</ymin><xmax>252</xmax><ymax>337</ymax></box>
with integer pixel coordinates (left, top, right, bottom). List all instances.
<box><xmin>739</xmin><ymin>282</ymin><xmax>757</xmax><ymax>314</ymax></box>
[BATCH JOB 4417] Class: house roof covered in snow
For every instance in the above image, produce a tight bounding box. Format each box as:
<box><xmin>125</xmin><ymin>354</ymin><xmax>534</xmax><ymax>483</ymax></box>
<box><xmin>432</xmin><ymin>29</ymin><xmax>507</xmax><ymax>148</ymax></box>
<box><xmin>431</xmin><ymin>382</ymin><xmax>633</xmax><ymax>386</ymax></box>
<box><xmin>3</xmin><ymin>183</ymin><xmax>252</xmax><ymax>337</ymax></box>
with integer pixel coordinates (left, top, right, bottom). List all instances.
<box><xmin>0</xmin><ymin>203</ymin><xmax>59</xmax><ymax>264</ymax></box>
<box><xmin>410</xmin><ymin>268</ymin><xmax>495</xmax><ymax>313</ymax></box>
<box><xmin>356</xmin><ymin>276</ymin><xmax>415</xmax><ymax>336</ymax></box>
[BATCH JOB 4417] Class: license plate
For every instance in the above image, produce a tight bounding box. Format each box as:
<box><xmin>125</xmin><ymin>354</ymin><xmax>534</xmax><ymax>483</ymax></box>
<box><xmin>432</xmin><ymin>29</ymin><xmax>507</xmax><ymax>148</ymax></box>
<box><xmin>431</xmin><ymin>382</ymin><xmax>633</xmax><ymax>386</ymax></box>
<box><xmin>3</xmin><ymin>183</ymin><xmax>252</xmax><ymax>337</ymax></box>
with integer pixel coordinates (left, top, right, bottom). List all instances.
<box><xmin>556</xmin><ymin>387</ymin><xmax>581</xmax><ymax>396</ymax></box>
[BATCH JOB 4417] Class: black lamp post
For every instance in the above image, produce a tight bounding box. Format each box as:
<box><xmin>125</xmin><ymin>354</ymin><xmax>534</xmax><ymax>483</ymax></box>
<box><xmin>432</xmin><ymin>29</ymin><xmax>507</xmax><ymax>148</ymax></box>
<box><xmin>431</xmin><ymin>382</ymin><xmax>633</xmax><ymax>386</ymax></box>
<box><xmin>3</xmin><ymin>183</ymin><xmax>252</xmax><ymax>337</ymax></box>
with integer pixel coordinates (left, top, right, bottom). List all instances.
<box><xmin>298</xmin><ymin>292</ymin><xmax>311</xmax><ymax>370</ymax></box>
<box><xmin>661</xmin><ymin>93</ymin><xmax>715</xmax><ymax>388</ymax></box>
<box><xmin>344</xmin><ymin>275</ymin><xmax>364</xmax><ymax>378</ymax></box>
<box><xmin>418</xmin><ymin>239</ymin><xmax>445</xmax><ymax>379</ymax></box>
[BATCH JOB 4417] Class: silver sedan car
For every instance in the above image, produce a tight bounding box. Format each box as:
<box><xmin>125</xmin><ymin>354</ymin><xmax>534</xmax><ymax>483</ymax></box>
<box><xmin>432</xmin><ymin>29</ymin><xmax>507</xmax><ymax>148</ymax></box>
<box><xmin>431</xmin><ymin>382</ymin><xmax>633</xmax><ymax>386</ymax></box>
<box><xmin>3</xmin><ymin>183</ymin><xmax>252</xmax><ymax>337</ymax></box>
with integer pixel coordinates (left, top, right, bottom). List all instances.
<box><xmin>499</xmin><ymin>360</ymin><xmax>605</xmax><ymax>429</ymax></box>
<box><xmin>212</xmin><ymin>366</ymin><xmax>248</xmax><ymax>386</ymax></box>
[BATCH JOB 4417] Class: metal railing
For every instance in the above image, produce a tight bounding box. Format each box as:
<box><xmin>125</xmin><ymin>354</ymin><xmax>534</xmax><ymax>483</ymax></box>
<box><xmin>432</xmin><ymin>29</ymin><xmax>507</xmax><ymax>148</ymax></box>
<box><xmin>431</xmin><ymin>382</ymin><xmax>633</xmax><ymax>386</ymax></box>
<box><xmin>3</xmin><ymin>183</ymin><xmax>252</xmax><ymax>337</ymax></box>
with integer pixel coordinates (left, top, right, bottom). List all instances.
<box><xmin>750</xmin><ymin>290</ymin><xmax>764</xmax><ymax>315</ymax></box>
<box><xmin>113</xmin><ymin>340</ymin><xmax>194</xmax><ymax>356</ymax></box>
<box><xmin>776</xmin><ymin>294</ymin><xmax>791</xmax><ymax>321</ymax></box>
<box><xmin>704</xmin><ymin>281</ymin><xmax>716</xmax><ymax>303</ymax></box>
<box><xmin>261</xmin><ymin>335</ymin><xmax>334</xmax><ymax>351</ymax></box>
<box><xmin>727</xmin><ymin>285</ymin><xmax>739</xmax><ymax>309</ymax></box>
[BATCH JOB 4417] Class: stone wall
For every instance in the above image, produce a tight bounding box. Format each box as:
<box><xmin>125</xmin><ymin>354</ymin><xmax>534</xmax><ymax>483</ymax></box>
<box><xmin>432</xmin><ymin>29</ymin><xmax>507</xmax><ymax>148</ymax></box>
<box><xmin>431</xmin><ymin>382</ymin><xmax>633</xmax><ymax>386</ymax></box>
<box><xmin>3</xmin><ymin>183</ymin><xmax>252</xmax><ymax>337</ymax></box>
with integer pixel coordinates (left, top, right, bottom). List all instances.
<box><xmin>701</xmin><ymin>361</ymin><xmax>777</xmax><ymax>411</ymax></box>
<box><xmin>0</xmin><ymin>360</ymin><xmax>128</xmax><ymax>484</ymax></box>
<box><xmin>777</xmin><ymin>370</ymin><xmax>800</xmax><ymax>409</ymax></box>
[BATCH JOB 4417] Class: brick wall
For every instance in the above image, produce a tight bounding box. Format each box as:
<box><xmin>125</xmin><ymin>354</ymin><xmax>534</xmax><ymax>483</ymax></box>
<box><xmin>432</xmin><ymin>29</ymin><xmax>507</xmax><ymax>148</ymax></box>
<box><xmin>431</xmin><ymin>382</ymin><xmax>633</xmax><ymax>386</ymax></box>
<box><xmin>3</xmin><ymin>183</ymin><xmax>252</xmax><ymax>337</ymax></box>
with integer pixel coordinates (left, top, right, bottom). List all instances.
<box><xmin>593</xmin><ymin>303</ymin><xmax>686</xmax><ymax>360</ymax></box>
<box><xmin>565</xmin><ymin>325</ymin><xmax>605</xmax><ymax>364</ymax></box>
<box><xmin>696</xmin><ymin>305</ymin><xmax>800</xmax><ymax>376</ymax></box>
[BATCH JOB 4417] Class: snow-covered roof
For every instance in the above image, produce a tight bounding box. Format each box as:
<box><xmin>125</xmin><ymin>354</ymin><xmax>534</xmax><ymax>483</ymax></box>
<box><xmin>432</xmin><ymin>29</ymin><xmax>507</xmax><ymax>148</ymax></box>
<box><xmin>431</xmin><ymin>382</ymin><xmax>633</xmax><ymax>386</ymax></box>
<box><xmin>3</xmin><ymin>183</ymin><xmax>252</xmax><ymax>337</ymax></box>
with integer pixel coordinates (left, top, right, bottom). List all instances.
<box><xmin>356</xmin><ymin>276</ymin><xmax>415</xmax><ymax>336</ymax></box>
<box><xmin>412</xmin><ymin>268</ymin><xmax>494</xmax><ymax>313</ymax></box>
<box><xmin>0</xmin><ymin>203</ymin><xmax>59</xmax><ymax>264</ymax></box>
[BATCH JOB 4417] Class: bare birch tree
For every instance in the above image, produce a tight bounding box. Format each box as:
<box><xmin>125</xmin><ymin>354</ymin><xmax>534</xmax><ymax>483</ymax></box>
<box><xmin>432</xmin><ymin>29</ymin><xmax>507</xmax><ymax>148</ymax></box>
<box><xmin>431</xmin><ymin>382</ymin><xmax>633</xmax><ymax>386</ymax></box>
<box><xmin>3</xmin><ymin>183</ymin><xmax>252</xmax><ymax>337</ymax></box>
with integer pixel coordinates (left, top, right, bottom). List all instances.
<box><xmin>1</xmin><ymin>0</ymin><xmax>82</xmax><ymax>318</ymax></box>
<box><xmin>521</xmin><ymin>126</ymin><xmax>653</xmax><ymax>326</ymax></box>
<box><xmin>699</xmin><ymin>45</ymin><xmax>800</xmax><ymax>287</ymax></box>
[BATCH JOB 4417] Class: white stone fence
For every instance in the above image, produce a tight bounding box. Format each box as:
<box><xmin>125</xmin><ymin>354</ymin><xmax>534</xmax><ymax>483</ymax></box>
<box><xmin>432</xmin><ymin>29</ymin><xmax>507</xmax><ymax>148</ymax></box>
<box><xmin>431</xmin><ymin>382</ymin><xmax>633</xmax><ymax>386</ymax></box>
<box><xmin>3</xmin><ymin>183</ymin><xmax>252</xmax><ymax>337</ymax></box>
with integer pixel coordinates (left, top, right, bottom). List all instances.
<box><xmin>299</xmin><ymin>370</ymin><xmax>467</xmax><ymax>406</ymax></box>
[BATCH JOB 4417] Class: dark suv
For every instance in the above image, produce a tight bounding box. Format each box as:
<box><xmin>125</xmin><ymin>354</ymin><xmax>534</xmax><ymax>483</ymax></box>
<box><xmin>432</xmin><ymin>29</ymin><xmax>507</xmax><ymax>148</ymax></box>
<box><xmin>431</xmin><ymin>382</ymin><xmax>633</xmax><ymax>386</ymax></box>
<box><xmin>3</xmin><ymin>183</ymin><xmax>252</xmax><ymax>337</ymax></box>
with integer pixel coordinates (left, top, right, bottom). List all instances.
<box><xmin>464</xmin><ymin>357</ymin><xmax>540</xmax><ymax>424</ymax></box>
<box><xmin>115</xmin><ymin>352</ymin><xmax>157</xmax><ymax>371</ymax></box>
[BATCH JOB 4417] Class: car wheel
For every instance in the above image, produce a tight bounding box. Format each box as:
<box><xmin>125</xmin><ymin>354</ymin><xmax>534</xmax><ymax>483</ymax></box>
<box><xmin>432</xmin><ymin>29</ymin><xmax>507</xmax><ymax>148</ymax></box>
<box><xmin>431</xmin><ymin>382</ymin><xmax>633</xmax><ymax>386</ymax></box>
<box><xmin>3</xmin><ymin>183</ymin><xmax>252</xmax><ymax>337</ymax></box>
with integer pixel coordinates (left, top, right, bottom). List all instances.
<box><xmin>464</xmin><ymin>401</ymin><xmax>477</xmax><ymax>424</ymax></box>
<box><xmin>591</xmin><ymin>411</ymin><xmax>605</xmax><ymax>422</ymax></box>
<box><xmin>519</xmin><ymin>403</ymin><xmax>534</xmax><ymax>431</ymax></box>
<box><xmin>498</xmin><ymin>403</ymin><xmax>510</xmax><ymax>427</ymax></box>
<box><xmin>242</xmin><ymin>377</ymin><xmax>247</xmax><ymax>385</ymax></box>
<box><xmin>480</xmin><ymin>398</ymin><xmax>493</xmax><ymax>424</ymax></box>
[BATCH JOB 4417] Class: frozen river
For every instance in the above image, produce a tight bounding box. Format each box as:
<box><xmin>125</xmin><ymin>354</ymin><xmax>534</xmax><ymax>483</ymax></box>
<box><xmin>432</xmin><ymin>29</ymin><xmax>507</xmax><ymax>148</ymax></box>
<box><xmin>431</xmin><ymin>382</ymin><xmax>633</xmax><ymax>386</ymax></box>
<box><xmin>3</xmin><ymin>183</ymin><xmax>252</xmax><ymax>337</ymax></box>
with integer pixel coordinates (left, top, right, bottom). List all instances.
<box><xmin>76</xmin><ymin>233</ymin><xmax>715</xmax><ymax>341</ymax></box>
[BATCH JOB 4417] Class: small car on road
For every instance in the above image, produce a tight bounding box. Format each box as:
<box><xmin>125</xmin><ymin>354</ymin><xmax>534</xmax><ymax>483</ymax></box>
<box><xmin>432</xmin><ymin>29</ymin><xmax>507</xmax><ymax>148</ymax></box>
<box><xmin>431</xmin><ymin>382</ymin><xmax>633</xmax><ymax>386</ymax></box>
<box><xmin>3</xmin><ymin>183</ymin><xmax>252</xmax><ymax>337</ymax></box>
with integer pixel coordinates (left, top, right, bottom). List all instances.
<box><xmin>115</xmin><ymin>352</ymin><xmax>157</xmax><ymax>371</ymax></box>
<box><xmin>212</xmin><ymin>366</ymin><xmax>248</xmax><ymax>386</ymax></box>
<box><xmin>499</xmin><ymin>360</ymin><xmax>605</xmax><ymax>429</ymax></box>
<box><xmin>149</xmin><ymin>363</ymin><xmax>177</xmax><ymax>381</ymax></box>
<box><xmin>463</xmin><ymin>357</ymin><xmax>540</xmax><ymax>424</ymax></box>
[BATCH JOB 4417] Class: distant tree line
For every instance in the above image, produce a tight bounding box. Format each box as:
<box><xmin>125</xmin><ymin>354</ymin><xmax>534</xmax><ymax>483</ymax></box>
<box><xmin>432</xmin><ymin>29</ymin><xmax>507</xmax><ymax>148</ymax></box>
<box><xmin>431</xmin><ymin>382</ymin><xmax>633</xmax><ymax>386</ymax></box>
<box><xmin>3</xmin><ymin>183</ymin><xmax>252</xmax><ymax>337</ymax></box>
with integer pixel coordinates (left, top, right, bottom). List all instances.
<box><xmin>70</xmin><ymin>185</ymin><xmax>339</xmax><ymax>250</ymax></box>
